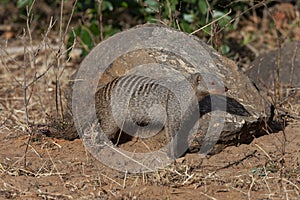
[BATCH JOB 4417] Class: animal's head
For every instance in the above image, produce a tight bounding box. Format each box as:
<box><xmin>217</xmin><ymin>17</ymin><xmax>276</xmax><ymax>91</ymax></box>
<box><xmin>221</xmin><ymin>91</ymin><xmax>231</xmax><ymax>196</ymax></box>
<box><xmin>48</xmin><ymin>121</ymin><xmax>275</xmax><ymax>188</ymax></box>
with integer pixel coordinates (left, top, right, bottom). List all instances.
<box><xmin>190</xmin><ymin>73</ymin><xmax>228</xmax><ymax>100</ymax></box>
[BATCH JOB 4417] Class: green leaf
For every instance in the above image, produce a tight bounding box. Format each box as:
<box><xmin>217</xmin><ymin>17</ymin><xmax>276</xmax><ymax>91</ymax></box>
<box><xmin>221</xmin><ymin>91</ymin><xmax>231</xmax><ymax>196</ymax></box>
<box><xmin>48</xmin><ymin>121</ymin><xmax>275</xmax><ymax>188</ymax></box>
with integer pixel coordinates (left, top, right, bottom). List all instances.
<box><xmin>183</xmin><ymin>0</ymin><xmax>196</xmax><ymax>3</ymax></box>
<box><xmin>17</xmin><ymin>0</ymin><xmax>33</xmax><ymax>8</ymax></box>
<box><xmin>213</xmin><ymin>10</ymin><xmax>231</xmax><ymax>21</ymax></box>
<box><xmin>102</xmin><ymin>0</ymin><xmax>113</xmax><ymax>11</ymax></box>
<box><xmin>103</xmin><ymin>25</ymin><xmax>120</xmax><ymax>39</ymax></box>
<box><xmin>183</xmin><ymin>13</ymin><xmax>194</xmax><ymax>23</ymax></box>
<box><xmin>169</xmin><ymin>0</ymin><xmax>178</xmax><ymax>10</ymax></box>
<box><xmin>0</xmin><ymin>0</ymin><xmax>10</xmax><ymax>4</ymax></box>
<box><xmin>180</xmin><ymin>22</ymin><xmax>192</xmax><ymax>33</ymax></box>
<box><xmin>145</xmin><ymin>0</ymin><xmax>158</xmax><ymax>7</ymax></box>
<box><xmin>242</xmin><ymin>34</ymin><xmax>253</xmax><ymax>46</ymax></box>
<box><xmin>220</xmin><ymin>44</ymin><xmax>230</xmax><ymax>55</ymax></box>
<box><xmin>145</xmin><ymin>0</ymin><xmax>158</xmax><ymax>13</ymax></box>
<box><xmin>213</xmin><ymin>10</ymin><xmax>232</xmax><ymax>29</ymax></box>
<box><xmin>198</xmin><ymin>0</ymin><xmax>207</xmax><ymax>15</ymax></box>
<box><xmin>89</xmin><ymin>22</ymin><xmax>100</xmax><ymax>36</ymax></box>
<box><xmin>80</xmin><ymin>27</ymin><xmax>94</xmax><ymax>50</ymax></box>
<box><xmin>121</xmin><ymin>1</ymin><xmax>128</xmax><ymax>8</ymax></box>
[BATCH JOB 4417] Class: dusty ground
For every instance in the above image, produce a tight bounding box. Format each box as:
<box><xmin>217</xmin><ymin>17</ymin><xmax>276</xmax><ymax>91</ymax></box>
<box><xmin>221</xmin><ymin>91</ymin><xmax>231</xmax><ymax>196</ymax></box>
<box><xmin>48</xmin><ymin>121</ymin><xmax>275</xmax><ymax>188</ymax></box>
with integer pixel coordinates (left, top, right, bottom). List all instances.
<box><xmin>0</xmin><ymin>122</ymin><xmax>299</xmax><ymax>199</ymax></box>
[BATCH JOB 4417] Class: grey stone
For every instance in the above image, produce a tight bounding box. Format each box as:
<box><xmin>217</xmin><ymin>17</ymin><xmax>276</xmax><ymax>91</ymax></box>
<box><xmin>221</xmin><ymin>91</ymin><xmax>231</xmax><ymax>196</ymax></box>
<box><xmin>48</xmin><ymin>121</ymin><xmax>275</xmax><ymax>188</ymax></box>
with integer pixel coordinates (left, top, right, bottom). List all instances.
<box><xmin>246</xmin><ymin>41</ymin><xmax>300</xmax><ymax>111</ymax></box>
<box><xmin>67</xmin><ymin>24</ymin><xmax>272</xmax><ymax>158</ymax></box>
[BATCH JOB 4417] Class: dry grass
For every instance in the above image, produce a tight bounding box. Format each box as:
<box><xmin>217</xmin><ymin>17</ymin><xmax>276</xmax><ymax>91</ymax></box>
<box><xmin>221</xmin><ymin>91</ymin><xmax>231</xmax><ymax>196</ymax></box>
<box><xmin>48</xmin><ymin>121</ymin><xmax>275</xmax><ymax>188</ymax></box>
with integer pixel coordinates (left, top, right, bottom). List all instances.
<box><xmin>0</xmin><ymin>0</ymin><xmax>78</xmax><ymax>129</ymax></box>
<box><xmin>0</xmin><ymin>128</ymin><xmax>299</xmax><ymax>199</ymax></box>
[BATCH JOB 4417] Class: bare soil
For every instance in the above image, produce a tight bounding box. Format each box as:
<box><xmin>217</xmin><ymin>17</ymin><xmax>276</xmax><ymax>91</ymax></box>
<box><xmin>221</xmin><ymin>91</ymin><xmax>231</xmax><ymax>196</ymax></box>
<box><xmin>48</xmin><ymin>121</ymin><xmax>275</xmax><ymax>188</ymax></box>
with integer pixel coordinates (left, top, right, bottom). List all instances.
<box><xmin>0</xmin><ymin>122</ymin><xmax>299</xmax><ymax>199</ymax></box>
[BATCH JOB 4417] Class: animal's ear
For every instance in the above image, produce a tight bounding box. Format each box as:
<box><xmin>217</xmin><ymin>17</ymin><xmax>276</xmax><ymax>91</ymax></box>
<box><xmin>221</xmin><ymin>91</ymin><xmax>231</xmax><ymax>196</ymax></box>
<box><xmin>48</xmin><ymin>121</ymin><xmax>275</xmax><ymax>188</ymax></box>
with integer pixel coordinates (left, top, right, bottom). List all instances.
<box><xmin>191</xmin><ymin>73</ymin><xmax>202</xmax><ymax>84</ymax></box>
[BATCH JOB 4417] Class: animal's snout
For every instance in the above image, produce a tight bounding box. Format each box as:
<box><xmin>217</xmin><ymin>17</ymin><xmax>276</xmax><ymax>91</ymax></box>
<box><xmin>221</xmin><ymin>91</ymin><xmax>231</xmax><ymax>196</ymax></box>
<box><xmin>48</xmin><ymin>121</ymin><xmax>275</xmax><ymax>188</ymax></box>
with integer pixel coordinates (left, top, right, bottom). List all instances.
<box><xmin>207</xmin><ymin>82</ymin><xmax>228</xmax><ymax>95</ymax></box>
